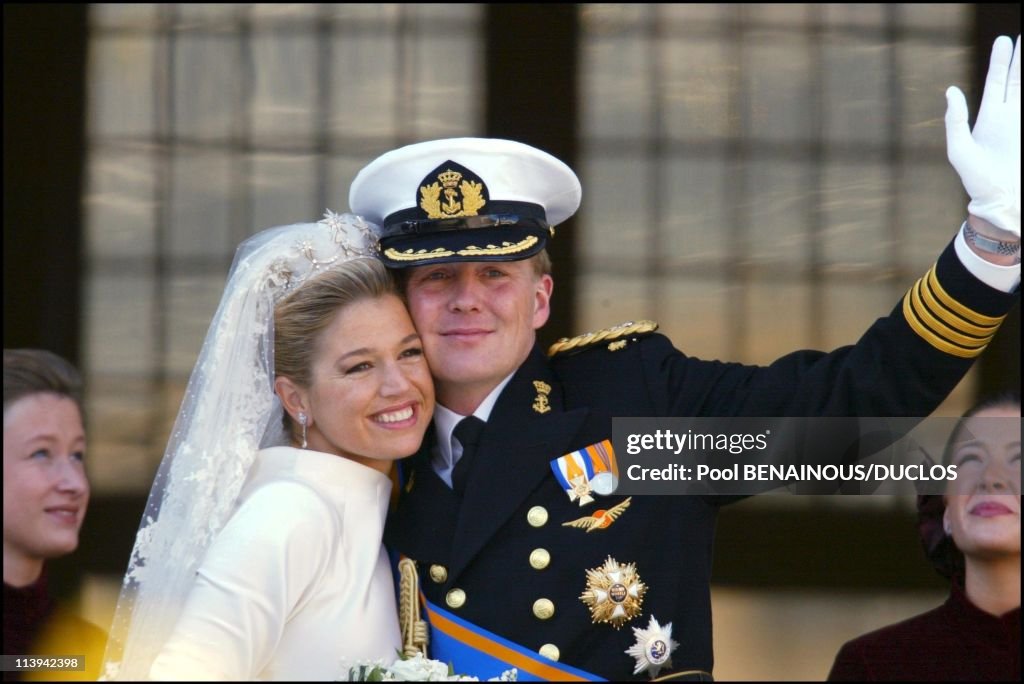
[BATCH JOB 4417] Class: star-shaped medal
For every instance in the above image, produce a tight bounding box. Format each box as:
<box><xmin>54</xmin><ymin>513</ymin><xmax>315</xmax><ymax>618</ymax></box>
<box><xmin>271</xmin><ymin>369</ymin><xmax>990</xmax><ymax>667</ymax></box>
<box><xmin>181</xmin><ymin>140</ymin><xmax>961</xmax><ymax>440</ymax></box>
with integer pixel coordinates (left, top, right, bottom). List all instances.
<box><xmin>625</xmin><ymin>615</ymin><xmax>679</xmax><ymax>678</ymax></box>
<box><xmin>579</xmin><ymin>556</ymin><xmax>646</xmax><ymax>628</ymax></box>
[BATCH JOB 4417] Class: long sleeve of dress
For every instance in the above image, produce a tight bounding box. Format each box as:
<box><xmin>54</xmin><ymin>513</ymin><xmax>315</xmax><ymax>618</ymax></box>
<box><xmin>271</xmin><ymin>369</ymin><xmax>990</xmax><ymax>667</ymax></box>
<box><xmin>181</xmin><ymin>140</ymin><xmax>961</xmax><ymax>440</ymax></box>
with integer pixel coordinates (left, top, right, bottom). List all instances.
<box><xmin>149</xmin><ymin>481</ymin><xmax>334</xmax><ymax>681</ymax></box>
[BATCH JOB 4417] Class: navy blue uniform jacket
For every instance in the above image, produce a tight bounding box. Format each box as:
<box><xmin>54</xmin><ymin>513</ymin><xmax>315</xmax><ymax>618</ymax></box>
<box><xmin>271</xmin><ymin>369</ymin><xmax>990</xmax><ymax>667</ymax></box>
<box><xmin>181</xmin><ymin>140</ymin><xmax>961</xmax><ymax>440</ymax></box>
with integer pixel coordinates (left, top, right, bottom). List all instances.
<box><xmin>386</xmin><ymin>242</ymin><xmax>1019</xmax><ymax>680</ymax></box>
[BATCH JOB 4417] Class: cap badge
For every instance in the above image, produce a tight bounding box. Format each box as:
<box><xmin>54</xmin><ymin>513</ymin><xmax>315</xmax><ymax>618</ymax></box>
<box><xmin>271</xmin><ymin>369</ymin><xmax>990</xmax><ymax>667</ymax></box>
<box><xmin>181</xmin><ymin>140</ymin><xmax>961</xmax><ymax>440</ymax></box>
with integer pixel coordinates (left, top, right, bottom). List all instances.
<box><xmin>625</xmin><ymin>615</ymin><xmax>680</xmax><ymax>679</ymax></box>
<box><xmin>580</xmin><ymin>556</ymin><xmax>647</xmax><ymax>628</ymax></box>
<box><xmin>532</xmin><ymin>380</ymin><xmax>552</xmax><ymax>414</ymax></box>
<box><xmin>562</xmin><ymin>497</ymin><xmax>632</xmax><ymax>533</ymax></box>
<box><xmin>419</xmin><ymin>162</ymin><xmax>487</xmax><ymax>219</ymax></box>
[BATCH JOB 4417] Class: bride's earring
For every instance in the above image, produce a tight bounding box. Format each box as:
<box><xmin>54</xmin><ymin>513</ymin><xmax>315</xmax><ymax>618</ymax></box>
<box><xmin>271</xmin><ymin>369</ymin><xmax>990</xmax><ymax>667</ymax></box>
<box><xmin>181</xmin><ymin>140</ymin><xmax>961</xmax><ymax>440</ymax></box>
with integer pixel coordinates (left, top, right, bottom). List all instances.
<box><xmin>299</xmin><ymin>412</ymin><xmax>308</xmax><ymax>449</ymax></box>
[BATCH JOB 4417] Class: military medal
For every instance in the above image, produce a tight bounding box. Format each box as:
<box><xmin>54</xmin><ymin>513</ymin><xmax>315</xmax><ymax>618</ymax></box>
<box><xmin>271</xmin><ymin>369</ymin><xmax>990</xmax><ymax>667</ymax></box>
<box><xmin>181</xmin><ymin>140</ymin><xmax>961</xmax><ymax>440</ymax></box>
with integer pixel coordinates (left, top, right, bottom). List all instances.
<box><xmin>550</xmin><ymin>451</ymin><xmax>595</xmax><ymax>506</ymax></box>
<box><xmin>580</xmin><ymin>556</ymin><xmax>646</xmax><ymax>628</ymax></box>
<box><xmin>585</xmin><ymin>439</ymin><xmax>618</xmax><ymax>495</ymax></box>
<box><xmin>551</xmin><ymin>440</ymin><xmax>619</xmax><ymax>505</ymax></box>
<box><xmin>562</xmin><ymin>497</ymin><xmax>632</xmax><ymax>533</ymax></box>
<box><xmin>625</xmin><ymin>615</ymin><xmax>679</xmax><ymax>679</ymax></box>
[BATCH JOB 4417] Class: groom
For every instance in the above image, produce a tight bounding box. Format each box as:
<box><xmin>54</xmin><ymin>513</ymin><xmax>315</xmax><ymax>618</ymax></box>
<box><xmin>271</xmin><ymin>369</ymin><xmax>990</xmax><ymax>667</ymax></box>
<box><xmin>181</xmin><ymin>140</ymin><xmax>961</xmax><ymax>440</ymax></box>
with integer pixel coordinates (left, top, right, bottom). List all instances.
<box><xmin>351</xmin><ymin>37</ymin><xmax>1021</xmax><ymax>681</ymax></box>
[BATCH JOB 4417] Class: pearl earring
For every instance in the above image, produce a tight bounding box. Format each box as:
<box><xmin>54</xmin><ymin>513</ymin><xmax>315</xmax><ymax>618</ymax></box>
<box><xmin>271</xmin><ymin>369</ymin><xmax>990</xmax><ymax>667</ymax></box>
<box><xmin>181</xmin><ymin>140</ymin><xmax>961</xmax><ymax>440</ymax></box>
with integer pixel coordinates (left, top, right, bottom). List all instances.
<box><xmin>298</xmin><ymin>412</ymin><xmax>308</xmax><ymax>449</ymax></box>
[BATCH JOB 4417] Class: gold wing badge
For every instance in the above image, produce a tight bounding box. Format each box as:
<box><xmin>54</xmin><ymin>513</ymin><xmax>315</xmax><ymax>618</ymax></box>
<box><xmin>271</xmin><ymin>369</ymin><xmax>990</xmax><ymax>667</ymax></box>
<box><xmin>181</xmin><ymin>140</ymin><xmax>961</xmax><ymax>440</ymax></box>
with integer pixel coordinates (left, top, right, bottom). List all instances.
<box><xmin>562</xmin><ymin>497</ymin><xmax>632</xmax><ymax>533</ymax></box>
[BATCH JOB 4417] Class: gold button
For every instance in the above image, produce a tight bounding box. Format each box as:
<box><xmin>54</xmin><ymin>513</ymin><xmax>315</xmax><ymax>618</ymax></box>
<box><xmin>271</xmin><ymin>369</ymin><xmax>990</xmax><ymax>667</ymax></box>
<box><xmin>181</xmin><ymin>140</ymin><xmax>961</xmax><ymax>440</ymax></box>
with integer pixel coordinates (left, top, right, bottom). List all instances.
<box><xmin>446</xmin><ymin>588</ymin><xmax>466</xmax><ymax>609</ymax></box>
<box><xmin>533</xmin><ymin>598</ymin><xmax>555</xmax><ymax>620</ymax></box>
<box><xmin>429</xmin><ymin>565</ymin><xmax>448</xmax><ymax>584</ymax></box>
<box><xmin>529</xmin><ymin>548</ymin><xmax>551</xmax><ymax>570</ymax></box>
<box><xmin>539</xmin><ymin>643</ymin><xmax>560</xmax><ymax>661</ymax></box>
<box><xmin>527</xmin><ymin>506</ymin><xmax>549</xmax><ymax>527</ymax></box>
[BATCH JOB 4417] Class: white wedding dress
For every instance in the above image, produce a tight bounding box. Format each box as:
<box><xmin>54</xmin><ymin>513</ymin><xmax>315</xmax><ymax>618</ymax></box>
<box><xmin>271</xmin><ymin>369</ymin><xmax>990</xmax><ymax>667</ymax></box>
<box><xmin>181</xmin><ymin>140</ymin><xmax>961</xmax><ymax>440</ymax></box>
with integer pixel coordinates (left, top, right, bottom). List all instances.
<box><xmin>148</xmin><ymin>446</ymin><xmax>401</xmax><ymax>681</ymax></box>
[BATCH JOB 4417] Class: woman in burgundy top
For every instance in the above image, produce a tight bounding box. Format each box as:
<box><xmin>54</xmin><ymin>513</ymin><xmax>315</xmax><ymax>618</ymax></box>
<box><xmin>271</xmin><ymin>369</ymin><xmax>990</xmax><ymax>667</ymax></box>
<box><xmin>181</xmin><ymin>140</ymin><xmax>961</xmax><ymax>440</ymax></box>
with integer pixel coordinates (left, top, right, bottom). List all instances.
<box><xmin>3</xmin><ymin>349</ymin><xmax>105</xmax><ymax>681</ymax></box>
<box><xmin>829</xmin><ymin>394</ymin><xmax>1020</xmax><ymax>681</ymax></box>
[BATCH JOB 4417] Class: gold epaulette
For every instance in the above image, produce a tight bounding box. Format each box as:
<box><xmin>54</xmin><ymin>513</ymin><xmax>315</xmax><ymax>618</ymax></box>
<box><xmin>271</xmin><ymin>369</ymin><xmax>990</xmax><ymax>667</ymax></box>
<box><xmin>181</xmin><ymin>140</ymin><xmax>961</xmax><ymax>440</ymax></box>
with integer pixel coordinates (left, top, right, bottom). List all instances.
<box><xmin>547</xmin><ymin>320</ymin><xmax>659</xmax><ymax>357</ymax></box>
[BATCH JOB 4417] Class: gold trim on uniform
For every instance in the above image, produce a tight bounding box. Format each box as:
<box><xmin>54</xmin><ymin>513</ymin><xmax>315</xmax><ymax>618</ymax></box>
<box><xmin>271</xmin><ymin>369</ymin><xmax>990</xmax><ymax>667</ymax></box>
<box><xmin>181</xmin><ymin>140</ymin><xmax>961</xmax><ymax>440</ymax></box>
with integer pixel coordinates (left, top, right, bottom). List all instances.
<box><xmin>398</xmin><ymin>559</ymin><xmax>428</xmax><ymax>658</ymax></box>
<box><xmin>527</xmin><ymin>506</ymin><xmax>549</xmax><ymax>527</ymax></box>
<box><xmin>529</xmin><ymin>548</ymin><xmax>551</xmax><ymax>570</ymax></box>
<box><xmin>562</xmin><ymin>497</ymin><xmax>632</xmax><ymax>533</ymax></box>
<box><xmin>901</xmin><ymin>264</ymin><xmax>1005</xmax><ymax>358</ymax></box>
<box><xmin>446</xmin><ymin>588</ymin><xmax>466</xmax><ymax>609</ymax></box>
<box><xmin>926</xmin><ymin>265</ymin><xmax>1005</xmax><ymax>326</ymax></box>
<box><xmin>429</xmin><ymin>564</ymin><xmax>448</xmax><ymax>584</ymax></box>
<box><xmin>548</xmin><ymin>320</ymin><xmax>659</xmax><ymax>357</ymax></box>
<box><xmin>385</xmin><ymin>236</ymin><xmax>540</xmax><ymax>262</ymax></box>
<box><xmin>533</xmin><ymin>598</ymin><xmax>555</xmax><ymax>620</ymax></box>
<box><xmin>385</xmin><ymin>246</ymin><xmax>456</xmax><ymax>262</ymax></box>
<box><xmin>458</xmin><ymin>236</ymin><xmax>539</xmax><ymax>257</ymax></box>
<box><xmin>533</xmin><ymin>380</ymin><xmax>552</xmax><ymax>414</ymax></box>
<box><xmin>910</xmin><ymin>281</ymin><xmax>993</xmax><ymax>348</ymax></box>
<box><xmin>580</xmin><ymin>556</ymin><xmax>647</xmax><ymax>629</ymax></box>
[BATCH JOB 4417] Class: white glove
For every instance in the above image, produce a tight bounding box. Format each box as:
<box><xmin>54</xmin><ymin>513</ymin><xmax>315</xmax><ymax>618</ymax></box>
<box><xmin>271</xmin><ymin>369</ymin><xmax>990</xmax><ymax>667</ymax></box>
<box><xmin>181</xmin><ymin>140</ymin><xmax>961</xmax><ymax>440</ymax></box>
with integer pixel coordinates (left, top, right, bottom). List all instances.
<box><xmin>944</xmin><ymin>35</ymin><xmax>1021</xmax><ymax>238</ymax></box>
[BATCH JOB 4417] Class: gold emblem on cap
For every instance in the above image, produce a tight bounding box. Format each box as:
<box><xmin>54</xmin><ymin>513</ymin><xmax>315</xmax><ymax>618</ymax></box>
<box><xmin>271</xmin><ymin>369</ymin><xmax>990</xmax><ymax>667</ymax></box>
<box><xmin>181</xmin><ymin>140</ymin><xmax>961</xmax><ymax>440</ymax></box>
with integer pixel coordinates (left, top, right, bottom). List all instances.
<box><xmin>420</xmin><ymin>169</ymin><xmax>486</xmax><ymax>219</ymax></box>
<box><xmin>580</xmin><ymin>556</ymin><xmax>647</xmax><ymax>629</ymax></box>
<box><xmin>562</xmin><ymin>497</ymin><xmax>632</xmax><ymax>533</ymax></box>
<box><xmin>532</xmin><ymin>380</ymin><xmax>552</xmax><ymax>414</ymax></box>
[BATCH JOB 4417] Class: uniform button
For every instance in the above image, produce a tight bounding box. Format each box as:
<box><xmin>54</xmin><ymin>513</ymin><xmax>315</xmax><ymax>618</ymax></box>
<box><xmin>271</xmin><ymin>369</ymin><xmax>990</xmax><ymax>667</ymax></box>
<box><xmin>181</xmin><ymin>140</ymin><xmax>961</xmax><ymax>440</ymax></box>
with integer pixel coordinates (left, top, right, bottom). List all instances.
<box><xmin>533</xmin><ymin>598</ymin><xmax>555</xmax><ymax>620</ymax></box>
<box><xmin>446</xmin><ymin>588</ymin><xmax>466</xmax><ymax>609</ymax></box>
<box><xmin>529</xmin><ymin>548</ymin><xmax>551</xmax><ymax>570</ymax></box>
<box><xmin>539</xmin><ymin>644</ymin><xmax>560</xmax><ymax>661</ymax></box>
<box><xmin>527</xmin><ymin>506</ymin><xmax>549</xmax><ymax>527</ymax></box>
<box><xmin>429</xmin><ymin>564</ymin><xmax>448</xmax><ymax>584</ymax></box>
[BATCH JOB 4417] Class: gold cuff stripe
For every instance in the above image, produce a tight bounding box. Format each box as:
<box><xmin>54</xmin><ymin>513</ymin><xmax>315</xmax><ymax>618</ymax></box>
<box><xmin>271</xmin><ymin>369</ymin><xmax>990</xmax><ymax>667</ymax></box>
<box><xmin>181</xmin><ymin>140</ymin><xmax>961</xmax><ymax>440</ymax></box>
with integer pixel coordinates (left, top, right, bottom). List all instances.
<box><xmin>918</xmin><ymin>277</ymin><xmax>1001</xmax><ymax>337</ymax></box>
<box><xmin>926</xmin><ymin>265</ymin><xmax>1005</xmax><ymax>327</ymax></box>
<box><xmin>384</xmin><ymin>235</ymin><xmax>539</xmax><ymax>262</ymax></box>
<box><xmin>911</xmin><ymin>281</ymin><xmax>995</xmax><ymax>348</ymax></box>
<box><xmin>902</xmin><ymin>289</ymin><xmax>986</xmax><ymax>358</ymax></box>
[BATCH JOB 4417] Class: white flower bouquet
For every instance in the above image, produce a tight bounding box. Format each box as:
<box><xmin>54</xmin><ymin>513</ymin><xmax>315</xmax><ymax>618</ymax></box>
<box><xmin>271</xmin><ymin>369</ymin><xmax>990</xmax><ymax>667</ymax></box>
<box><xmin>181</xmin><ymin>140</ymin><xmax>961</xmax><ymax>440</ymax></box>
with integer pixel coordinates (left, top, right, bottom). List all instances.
<box><xmin>344</xmin><ymin>653</ymin><xmax>517</xmax><ymax>682</ymax></box>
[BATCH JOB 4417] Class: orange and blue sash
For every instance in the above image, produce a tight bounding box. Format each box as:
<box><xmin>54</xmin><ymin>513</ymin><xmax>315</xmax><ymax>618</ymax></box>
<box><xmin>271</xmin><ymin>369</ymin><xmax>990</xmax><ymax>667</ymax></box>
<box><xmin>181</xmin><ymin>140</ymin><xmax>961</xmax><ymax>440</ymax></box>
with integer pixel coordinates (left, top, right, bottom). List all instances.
<box><xmin>423</xmin><ymin>595</ymin><xmax>605</xmax><ymax>681</ymax></box>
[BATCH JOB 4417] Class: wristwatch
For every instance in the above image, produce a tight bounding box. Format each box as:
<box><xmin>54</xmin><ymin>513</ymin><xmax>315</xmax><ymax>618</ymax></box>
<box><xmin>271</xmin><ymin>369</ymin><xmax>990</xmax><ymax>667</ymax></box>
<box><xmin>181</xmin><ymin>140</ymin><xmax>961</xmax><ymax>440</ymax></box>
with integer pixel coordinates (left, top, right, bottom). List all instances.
<box><xmin>962</xmin><ymin>221</ymin><xmax>1021</xmax><ymax>260</ymax></box>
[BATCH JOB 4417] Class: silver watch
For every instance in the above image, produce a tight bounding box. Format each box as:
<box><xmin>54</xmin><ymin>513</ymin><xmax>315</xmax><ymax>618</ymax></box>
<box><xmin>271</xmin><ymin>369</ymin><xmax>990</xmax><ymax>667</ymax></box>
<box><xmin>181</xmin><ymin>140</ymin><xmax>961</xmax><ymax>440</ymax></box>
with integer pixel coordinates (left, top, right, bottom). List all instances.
<box><xmin>962</xmin><ymin>221</ymin><xmax>1021</xmax><ymax>258</ymax></box>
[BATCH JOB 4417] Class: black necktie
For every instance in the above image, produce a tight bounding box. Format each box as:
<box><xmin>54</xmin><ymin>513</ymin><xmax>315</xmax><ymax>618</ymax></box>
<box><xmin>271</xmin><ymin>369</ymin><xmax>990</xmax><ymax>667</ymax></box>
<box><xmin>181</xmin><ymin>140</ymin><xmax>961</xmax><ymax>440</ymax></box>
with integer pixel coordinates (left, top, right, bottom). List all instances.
<box><xmin>451</xmin><ymin>416</ymin><xmax>486</xmax><ymax>494</ymax></box>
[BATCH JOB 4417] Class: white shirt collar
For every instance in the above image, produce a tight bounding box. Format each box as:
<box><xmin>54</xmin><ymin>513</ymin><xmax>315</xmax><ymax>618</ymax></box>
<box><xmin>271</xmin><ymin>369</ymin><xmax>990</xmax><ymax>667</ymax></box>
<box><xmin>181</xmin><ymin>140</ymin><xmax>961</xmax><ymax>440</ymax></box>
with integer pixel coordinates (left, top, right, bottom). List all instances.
<box><xmin>431</xmin><ymin>373</ymin><xmax>516</xmax><ymax>484</ymax></box>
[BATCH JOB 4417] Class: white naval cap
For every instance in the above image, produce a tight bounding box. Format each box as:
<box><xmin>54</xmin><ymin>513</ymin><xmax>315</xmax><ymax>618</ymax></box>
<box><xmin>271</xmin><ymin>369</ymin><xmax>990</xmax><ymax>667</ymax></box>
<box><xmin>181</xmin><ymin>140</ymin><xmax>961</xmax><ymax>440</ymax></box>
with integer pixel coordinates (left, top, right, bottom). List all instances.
<box><xmin>349</xmin><ymin>137</ymin><xmax>581</xmax><ymax>267</ymax></box>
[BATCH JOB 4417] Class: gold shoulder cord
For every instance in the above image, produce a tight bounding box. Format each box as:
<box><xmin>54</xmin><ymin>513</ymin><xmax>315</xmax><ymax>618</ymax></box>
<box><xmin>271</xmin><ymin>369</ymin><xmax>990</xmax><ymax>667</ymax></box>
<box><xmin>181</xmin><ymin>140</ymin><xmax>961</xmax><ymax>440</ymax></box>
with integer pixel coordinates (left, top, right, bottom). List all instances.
<box><xmin>398</xmin><ymin>558</ymin><xmax>429</xmax><ymax>658</ymax></box>
<box><xmin>547</xmin><ymin>320</ymin><xmax>659</xmax><ymax>357</ymax></box>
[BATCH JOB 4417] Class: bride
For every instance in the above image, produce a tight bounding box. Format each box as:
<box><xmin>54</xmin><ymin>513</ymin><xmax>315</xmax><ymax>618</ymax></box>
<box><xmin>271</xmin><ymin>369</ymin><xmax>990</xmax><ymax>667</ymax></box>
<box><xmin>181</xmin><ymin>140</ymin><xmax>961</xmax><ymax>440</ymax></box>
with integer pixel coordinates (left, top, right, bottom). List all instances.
<box><xmin>102</xmin><ymin>213</ymin><xmax>434</xmax><ymax>680</ymax></box>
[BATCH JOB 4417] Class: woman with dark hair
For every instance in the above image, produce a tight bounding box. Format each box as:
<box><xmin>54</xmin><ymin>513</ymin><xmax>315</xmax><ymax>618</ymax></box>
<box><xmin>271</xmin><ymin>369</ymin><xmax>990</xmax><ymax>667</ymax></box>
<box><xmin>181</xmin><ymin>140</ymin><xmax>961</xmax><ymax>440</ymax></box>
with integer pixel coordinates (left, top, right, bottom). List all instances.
<box><xmin>829</xmin><ymin>393</ymin><xmax>1020</xmax><ymax>681</ymax></box>
<box><xmin>3</xmin><ymin>349</ymin><xmax>107</xmax><ymax>681</ymax></box>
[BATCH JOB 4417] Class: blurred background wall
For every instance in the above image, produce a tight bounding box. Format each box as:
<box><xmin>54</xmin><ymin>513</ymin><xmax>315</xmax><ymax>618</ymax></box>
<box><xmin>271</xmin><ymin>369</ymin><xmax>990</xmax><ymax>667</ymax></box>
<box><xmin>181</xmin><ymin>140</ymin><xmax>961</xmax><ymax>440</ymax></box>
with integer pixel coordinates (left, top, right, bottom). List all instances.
<box><xmin>4</xmin><ymin>3</ymin><xmax>1020</xmax><ymax>680</ymax></box>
